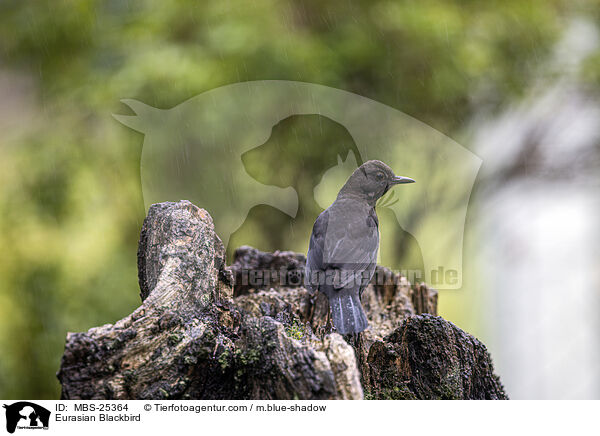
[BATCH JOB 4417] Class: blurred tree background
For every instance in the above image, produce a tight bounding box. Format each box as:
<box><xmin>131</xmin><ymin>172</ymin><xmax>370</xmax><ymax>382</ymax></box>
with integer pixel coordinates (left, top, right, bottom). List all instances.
<box><xmin>1</xmin><ymin>0</ymin><xmax>599</xmax><ymax>398</ymax></box>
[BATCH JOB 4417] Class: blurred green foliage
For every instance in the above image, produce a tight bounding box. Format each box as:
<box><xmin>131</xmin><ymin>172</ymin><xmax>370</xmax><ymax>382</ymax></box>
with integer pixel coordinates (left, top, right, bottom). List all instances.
<box><xmin>1</xmin><ymin>0</ymin><xmax>599</xmax><ymax>398</ymax></box>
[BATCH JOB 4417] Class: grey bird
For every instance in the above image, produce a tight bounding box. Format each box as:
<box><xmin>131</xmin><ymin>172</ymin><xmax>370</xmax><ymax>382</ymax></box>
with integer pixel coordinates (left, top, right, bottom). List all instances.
<box><xmin>305</xmin><ymin>160</ymin><xmax>415</xmax><ymax>334</ymax></box>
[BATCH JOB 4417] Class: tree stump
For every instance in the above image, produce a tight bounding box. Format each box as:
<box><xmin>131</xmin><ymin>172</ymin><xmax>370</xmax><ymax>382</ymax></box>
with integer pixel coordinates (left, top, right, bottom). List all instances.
<box><xmin>57</xmin><ymin>200</ymin><xmax>507</xmax><ymax>400</ymax></box>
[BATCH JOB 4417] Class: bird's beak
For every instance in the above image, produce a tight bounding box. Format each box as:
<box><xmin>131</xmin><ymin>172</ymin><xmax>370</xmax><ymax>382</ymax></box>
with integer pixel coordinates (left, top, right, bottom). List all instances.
<box><xmin>391</xmin><ymin>175</ymin><xmax>415</xmax><ymax>185</ymax></box>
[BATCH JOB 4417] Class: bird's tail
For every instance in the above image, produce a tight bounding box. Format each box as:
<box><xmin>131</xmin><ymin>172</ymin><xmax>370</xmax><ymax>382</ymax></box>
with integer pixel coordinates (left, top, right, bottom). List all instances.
<box><xmin>329</xmin><ymin>291</ymin><xmax>368</xmax><ymax>334</ymax></box>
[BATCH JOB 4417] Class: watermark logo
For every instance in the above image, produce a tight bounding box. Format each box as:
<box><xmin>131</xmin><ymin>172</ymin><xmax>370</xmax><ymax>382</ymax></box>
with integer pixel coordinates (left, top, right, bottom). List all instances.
<box><xmin>3</xmin><ymin>403</ymin><xmax>50</xmax><ymax>433</ymax></box>
<box><xmin>114</xmin><ymin>81</ymin><xmax>481</xmax><ymax>289</ymax></box>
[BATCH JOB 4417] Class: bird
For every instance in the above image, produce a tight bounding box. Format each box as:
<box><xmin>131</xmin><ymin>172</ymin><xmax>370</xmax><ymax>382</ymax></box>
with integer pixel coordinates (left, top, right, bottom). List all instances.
<box><xmin>305</xmin><ymin>160</ymin><xmax>415</xmax><ymax>334</ymax></box>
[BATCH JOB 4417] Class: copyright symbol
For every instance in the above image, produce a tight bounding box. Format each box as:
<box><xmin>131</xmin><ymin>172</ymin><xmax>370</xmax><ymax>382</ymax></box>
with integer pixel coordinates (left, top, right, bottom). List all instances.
<box><xmin>144</xmin><ymin>404</ymin><xmax>152</xmax><ymax>411</ymax></box>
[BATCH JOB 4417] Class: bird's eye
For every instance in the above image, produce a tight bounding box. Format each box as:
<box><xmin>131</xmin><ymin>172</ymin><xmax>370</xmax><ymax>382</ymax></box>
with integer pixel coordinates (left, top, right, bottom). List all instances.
<box><xmin>376</xmin><ymin>172</ymin><xmax>384</xmax><ymax>180</ymax></box>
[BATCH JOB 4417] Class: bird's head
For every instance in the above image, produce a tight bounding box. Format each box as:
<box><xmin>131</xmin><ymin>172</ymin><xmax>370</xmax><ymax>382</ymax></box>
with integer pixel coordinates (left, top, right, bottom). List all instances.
<box><xmin>338</xmin><ymin>160</ymin><xmax>415</xmax><ymax>204</ymax></box>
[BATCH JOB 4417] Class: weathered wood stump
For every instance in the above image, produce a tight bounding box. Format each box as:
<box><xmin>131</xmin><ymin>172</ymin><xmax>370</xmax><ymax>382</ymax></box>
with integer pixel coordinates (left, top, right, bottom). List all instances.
<box><xmin>57</xmin><ymin>200</ymin><xmax>507</xmax><ymax>400</ymax></box>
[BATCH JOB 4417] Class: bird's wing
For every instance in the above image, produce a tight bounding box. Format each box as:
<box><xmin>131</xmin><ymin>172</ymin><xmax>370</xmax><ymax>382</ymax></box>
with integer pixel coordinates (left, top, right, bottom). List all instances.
<box><xmin>322</xmin><ymin>204</ymin><xmax>379</xmax><ymax>289</ymax></box>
